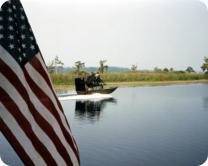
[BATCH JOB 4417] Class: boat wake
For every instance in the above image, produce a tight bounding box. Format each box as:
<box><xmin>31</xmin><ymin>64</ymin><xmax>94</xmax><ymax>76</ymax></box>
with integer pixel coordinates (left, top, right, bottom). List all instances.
<box><xmin>58</xmin><ymin>93</ymin><xmax>113</xmax><ymax>101</ymax></box>
<box><xmin>0</xmin><ymin>157</ymin><xmax>9</xmax><ymax>166</ymax></box>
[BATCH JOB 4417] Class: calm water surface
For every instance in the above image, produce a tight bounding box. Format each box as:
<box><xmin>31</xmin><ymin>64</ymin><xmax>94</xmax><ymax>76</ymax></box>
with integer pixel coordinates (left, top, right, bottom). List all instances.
<box><xmin>1</xmin><ymin>84</ymin><xmax>208</xmax><ymax>166</ymax></box>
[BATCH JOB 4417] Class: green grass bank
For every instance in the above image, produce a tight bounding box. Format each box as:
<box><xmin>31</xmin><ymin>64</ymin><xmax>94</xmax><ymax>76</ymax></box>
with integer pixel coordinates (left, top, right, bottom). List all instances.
<box><xmin>51</xmin><ymin>72</ymin><xmax>208</xmax><ymax>88</ymax></box>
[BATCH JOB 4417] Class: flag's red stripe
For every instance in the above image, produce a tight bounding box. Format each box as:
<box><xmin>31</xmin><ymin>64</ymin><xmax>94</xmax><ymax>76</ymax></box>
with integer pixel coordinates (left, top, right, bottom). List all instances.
<box><xmin>0</xmin><ymin>117</ymin><xmax>35</xmax><ymax>166</ymax></box>
<box><xmin>0</xmin><ymin>87</ymin><xmax>58</xmax><ymax>166</ymax></box>
<box><xmin>29</xmin><ymin>56</ymin><xmax>77</xmax><ymax>157</ymax></box>
<box><xmin>31</xmin><ymin>55</ymin><xmax>80</xmax><ymax>163</ymax></box>
<box><xmin>29</xmin><ymin>56</ymin><xmax>65</xmax><ymax>114</ymax></box>
<box><xmin>0</xmin><ymin>59</ymin><xmax>74</xmax><ymax>165</ymax></box>
<box><xmin>33</xmin><ymin>55</ymin><xmax>79</xmax><ymax>154</ymax></box>
<box><xmin>30</xmin><ymin>56</ymin><xmax>73</xmax><ymax>134</ymax></box>
<box><xmin>23</xmin><ymin>67</ymin><xmax>80</xmax><ymax>162</ymax></box>
<box><xmin>30</xmin><ymin>56</ymin><xmax>72</xmax><ymax>130</ymax></box>
<box><xmin>39</xmin><ymin>52</ymin><xmax>47</xmax><ymax>67</ymax></box>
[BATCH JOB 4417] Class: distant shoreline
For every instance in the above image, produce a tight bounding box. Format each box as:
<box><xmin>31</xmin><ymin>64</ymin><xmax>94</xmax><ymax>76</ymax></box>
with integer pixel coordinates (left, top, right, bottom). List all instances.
<box><xmin>54</xmin><ymin>80</ymin><xmax>208</xmax><ymax>90</ymax></box>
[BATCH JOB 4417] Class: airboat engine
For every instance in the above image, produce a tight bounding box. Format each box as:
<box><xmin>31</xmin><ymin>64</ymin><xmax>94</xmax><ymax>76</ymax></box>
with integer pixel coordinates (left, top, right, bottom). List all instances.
<box><xmin>75</xmin><ymin>78</ymin><xmax>86</xmax><ymax>93</ymax></box>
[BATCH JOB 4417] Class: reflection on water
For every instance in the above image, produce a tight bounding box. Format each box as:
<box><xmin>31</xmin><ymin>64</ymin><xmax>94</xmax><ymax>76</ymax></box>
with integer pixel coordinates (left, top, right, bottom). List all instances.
<box><xmin>75</xmin><ymin>98</ymin><xmax>116</xmax><ymax>122</ymax></box>
<box><xmin>204</xmin><ymin>97</ymin><xmax>208</xmax><ymax>110</ymax></box>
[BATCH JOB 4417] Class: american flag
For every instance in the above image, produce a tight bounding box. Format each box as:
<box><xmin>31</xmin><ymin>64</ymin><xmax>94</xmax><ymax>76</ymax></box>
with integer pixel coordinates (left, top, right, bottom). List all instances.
<box><xmin>0</xmin><ymin>0</ymin><xmax>80</xmax><ymax>165</ymax></box>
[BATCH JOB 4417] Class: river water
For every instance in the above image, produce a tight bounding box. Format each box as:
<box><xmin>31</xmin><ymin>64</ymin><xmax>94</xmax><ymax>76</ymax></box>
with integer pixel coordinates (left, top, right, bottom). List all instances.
<box><xmin>0</xmin><ymin>83</ymin><xmax>208</xmax><ymax>166</ymax></box>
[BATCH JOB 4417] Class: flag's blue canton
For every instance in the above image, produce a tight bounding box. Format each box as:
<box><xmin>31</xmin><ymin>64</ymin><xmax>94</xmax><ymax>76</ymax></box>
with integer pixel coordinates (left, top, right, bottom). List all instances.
<box><xmin>0</xmin><ymin>0</ymin><xmax>39</xmax><ymax>67</ymax></box>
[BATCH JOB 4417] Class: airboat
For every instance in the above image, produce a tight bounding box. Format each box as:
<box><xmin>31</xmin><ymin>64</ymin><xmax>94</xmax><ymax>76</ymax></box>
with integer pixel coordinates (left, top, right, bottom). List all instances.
<box><xmin>75</xmin><ymin>78</ymin><xmax>117</xmax><ymax>95</ymax></box>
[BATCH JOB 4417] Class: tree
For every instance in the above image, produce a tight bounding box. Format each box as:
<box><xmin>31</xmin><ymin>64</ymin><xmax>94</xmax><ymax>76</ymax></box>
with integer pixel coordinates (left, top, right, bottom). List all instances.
<box><xmin>154</xmin><ymin>67</ymin><xmax>162</xmax><ymax>72</ymax></box>
<box><xmin>169</xmin><ymin>68</ymin><xmax>174</xmax><ymax>72</ymax></box>
<box><xmin>131</xmin><ymin>65</ymin><xmax>137</xmax><ymax>72</ymax></box>
<box><xmin>75</xmin><ymin>61</ymin><xmax>85</xmax><ymax>74</ymax></box>
<box><xmin>185</xmin><ymin>66</ymin><xmax>195</xmax><ymax>73</ymax></box>
<box><xmin>47</xmin><ymin>61</ymin><xmax>55</xmax><ymax>73</ymax></box>
<box><xmin>163</xmin><ymin>68</ymin><xmax>169</xmax><ymax>72</ymax></box>
<box><xmin>98</xmin><ymin>60</ymin><xmax>108</xmax><ymax>73</ymax></box>
<box><xmin>54</xmin><ymin>56</ymin><xmax>64</xmax><ymax>73</ymax></box>
<box><xmin>47</xmin><ymin>56</ymin><xmax>64</xmax><ymax>73</ymax></box>
<box><xmin>201</xmin><ymin>57</ymin><xmax>208</xmax><ymax>74</ymax></box>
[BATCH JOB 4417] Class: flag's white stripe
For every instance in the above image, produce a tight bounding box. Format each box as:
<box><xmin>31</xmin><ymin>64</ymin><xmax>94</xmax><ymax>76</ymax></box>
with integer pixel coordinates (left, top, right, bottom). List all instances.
<box><xmin>31</xmin><ymin>54</ymin><xmax>79</xmax><ymax>162</ymax></box>
<box><xmin>0</xmin><ymin>48</ymin><xmax>70</xmax><ymax>139</ymax></box>
<box><xmin>27</xmin><ymin>83</ymin><xmax>79</xmax><ymax>165</ymax></box>
<box><xmin>0</xmin><ymin>103</ymin><xmax>46</xmax><ymax>166</ymax></box>
<box><xmin>0</xmin><ymin>51</ymin><xmax>78</xmax><ymax>165</ymax></box>
<box><xmin>36</xmin><ymin>54</ymin><xmax>64</xmax><ymax>113</ymax></box>
<box><xmin>25</xmin><ymin>60</ymin><xmax>71</xmax><ymax>133</ymax></box>
<box><xmin>0</xmin><ymin>73</ymin><xmax>67</xmax><ymax>166</ymax></box>
<box><xmin>36</xmin><ymin>54</ymin><xmax>49</xmax><ymax>81</ymax></box>
<box><xmin>0</xmin><ymin>46</ymin><xmax>79</xmax><ymax>165</ymax></box>
<box><xmin>25</xmin><ymin>60</ymin><xmax>79</xmax><ymax>166</ymax></box>
<box><xmin>35</xmin><ymin>54</ymin><xmax>78</xmax><ymax>152</ymax></box>
<box><xmin>36</xmin><ymin>54</ymin><xmax>59</xmax><ymax>98</ymax></box>
<box><xmin>28</xmin><ymin>56</ymin><xmax>78</xmax><ymax>157</ymax></box>
<box><xmin>0</xmin><ymin>49</ymin><xmax>69</xmax><ymax>146</ymax></box>
<box><xmin>25</xmin><ymin>60</ymin><xmax>78</xmax><ymax>148</ymax></box>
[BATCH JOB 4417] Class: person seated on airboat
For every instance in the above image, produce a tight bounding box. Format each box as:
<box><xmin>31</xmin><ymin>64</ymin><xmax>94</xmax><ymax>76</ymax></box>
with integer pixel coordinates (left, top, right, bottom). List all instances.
<box><xmin>86</xmin><ymin>72</ymin><xmax>103</xmax><ymax>89</ymax></box>
<box><xmin>75</xmin><ymin>72</ymin><xmax>117</xmax><ymax>95</ymax></box>
<box><xmin>94</xmin><ymin>72</ymin><xmax>104</xmax><ymax>88</ymax></box>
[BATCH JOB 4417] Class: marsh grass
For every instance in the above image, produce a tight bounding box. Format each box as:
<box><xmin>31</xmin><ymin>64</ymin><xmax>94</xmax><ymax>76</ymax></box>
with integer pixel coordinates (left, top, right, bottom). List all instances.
<box><xmin>50</xmin><ymin>72</ymin><xmax>208</xmax><ymax>85</ymax></box>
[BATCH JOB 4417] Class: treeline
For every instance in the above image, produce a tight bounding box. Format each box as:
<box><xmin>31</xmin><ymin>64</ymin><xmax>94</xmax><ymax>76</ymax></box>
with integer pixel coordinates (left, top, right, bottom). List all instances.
<box><xmin>47</xmin><ymin>56</ymin><xmax>208</xmax><ymax>74</ymax></box>
<box><xmin>48</xmin><ymin>56</ymin><xmax>208</xmax><ymax>85</ymax></box>
<box><xmin>52</xmin><ymin>66</ymin><xmax>131</xmax><ymax>73</ymax></box>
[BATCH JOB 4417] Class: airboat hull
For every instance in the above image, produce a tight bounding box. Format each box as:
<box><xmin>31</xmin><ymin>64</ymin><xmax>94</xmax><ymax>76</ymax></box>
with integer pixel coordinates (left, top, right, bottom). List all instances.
<box><xmin>76</xmin><ymin>87</ymin><xmax>117</xmax><ymax>95</ymax></box>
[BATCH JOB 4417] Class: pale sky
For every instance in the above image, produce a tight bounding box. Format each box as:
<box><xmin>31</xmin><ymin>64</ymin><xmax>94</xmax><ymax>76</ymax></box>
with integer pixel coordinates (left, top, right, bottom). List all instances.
<box><xmin>1</xmin><ymin>0</ymin><xmax>208</xmax><ymax>70</ymax></box>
